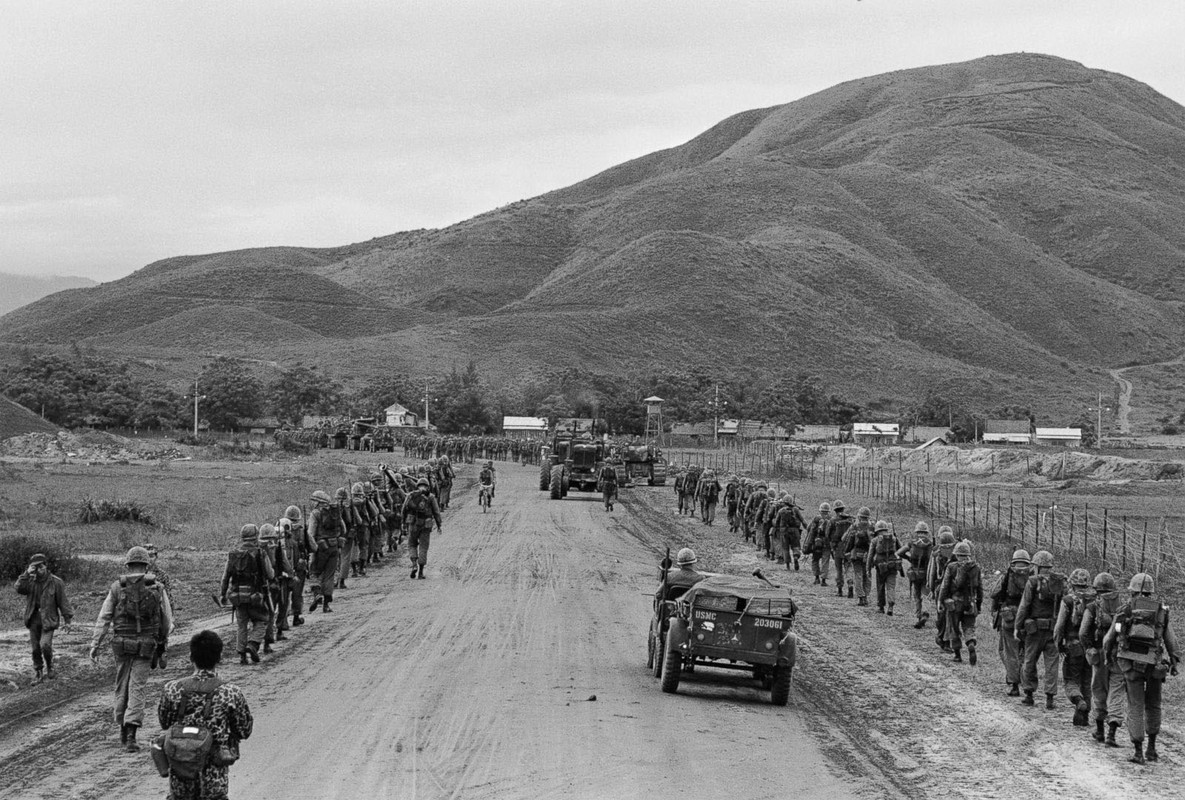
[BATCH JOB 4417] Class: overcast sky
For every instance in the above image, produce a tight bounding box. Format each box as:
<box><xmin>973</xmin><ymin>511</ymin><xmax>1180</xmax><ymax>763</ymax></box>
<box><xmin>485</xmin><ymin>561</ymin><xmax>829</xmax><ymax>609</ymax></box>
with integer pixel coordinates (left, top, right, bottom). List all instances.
<box><xmin>3</xmin><ymin>1</ymin><xmax>1181</xmax><ymax>282</ymax></box>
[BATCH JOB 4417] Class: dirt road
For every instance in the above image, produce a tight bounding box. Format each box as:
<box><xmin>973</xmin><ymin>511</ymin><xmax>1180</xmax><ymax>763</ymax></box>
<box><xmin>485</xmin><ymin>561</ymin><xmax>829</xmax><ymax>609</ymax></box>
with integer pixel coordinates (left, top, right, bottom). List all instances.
<box><xmin>1</xmin><ymin>464</ymin><xmax>1180</xmax><ymax>799</ymax></box>
<box><xmin>0</xmin><ymin>466</ymin><xmax>862</xmax><ymax>799</ymax></box>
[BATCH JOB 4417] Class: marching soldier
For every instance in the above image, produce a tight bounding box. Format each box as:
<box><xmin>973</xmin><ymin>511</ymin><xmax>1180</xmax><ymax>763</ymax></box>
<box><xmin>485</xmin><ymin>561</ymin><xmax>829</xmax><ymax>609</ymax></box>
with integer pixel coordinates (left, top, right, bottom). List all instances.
<box><xmin>1054</xmin><ymin>568</ymin><xmax>1094</xmax><ymax>726</ymax></box>
<box><xmin>803</xmin><ymin>502</ymin><xmax>832</xmax><ymax>585</ymax></box>
<box><xmin>827</xmin><ymin>501</ymin><xmax>853</xmax><ymax>596</ymax></box>
<box><xmin>927</xmin><ymin>527</ymin><xmax>958</xmax><ymax>650</ymax></box>
<box><xmin>896</xmin><ymin>522</ymin><xmax>932</xmax><ymax>628</ymax></box>
<box><xmin>402</xmin><ymin>477</ymin><xmax>443</xmax><ymax>579</ymax></box>
<box><xmin>867</xmin><ymin>520</ymin><xmax>901</xmax><ymax>615</ymax></box>
<box><xmin>989</xmin><ymin>549</ymin><xmax>1033</xmax><ymax>695</ymax></box>
<box><xmin>1102</xmin><ymin>573</ymin><xmax>1181</xmax><ymax>764</ymax></box>
<box><xmin>1014</xmin><ymin>550</ymin><xmax>1063</xmax><ymax>709</ymax></box>
<box><xmin>842</xmin><ymin>507</ymin><xmax>874</xmax><ymax>606</ymax></box>
<box><xmin>1079</xmin><ymin>572</ymin><xmax>1126</xmax><ymax>747</ymax></box>
<box><xmin>307</xmin><ymin>490</ymin><xmax>342</xmax><ymax>613</ymax></box>
<box><xmin>937</xmin><ymin>540</ymin><xmax>983</xmax><ymax>664</ymax></box>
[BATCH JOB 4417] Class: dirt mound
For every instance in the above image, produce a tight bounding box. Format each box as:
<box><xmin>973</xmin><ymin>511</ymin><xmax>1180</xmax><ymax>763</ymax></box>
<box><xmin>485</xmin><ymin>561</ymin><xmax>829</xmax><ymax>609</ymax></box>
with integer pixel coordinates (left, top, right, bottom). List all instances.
<box><xmin>0</xmin><ymin>396</ymin><xmax>59</xmax><ymax>441</ymax></box>
<box><xmin>805</xmin><ymin>443</ymin><xmax>1183</xmax><ymax>482</ymax></box>
<box><xmin>0</xmin><ymin>431</ymin><xmax>185</xmax><ymax>461</ymax></box>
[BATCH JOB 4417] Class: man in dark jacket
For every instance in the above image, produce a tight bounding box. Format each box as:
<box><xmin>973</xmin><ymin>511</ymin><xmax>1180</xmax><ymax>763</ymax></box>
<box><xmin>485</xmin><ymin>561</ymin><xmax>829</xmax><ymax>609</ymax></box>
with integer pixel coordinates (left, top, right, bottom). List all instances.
<box><xmin>14</xmin><ymin>553</ymin><xmax>73</xmax><ymax>682</ymax></box>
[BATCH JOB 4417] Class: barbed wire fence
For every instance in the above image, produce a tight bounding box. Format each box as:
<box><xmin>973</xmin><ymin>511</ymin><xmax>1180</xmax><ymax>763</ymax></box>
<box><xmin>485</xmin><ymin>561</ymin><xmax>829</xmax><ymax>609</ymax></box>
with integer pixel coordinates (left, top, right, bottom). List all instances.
<box><xmin>666</xmin><ymin>445</ymin><xmax>1183</xmax><ymax>582</ymax></box>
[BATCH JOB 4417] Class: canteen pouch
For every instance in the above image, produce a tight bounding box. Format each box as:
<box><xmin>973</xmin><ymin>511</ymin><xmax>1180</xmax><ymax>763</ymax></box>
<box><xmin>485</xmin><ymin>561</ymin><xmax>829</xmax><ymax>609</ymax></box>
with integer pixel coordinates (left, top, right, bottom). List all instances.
<box><xmin>1001</xmin><ymin>606</ymin><xmax>1017</xmax><ymax>627</ymax></box>
<box><xmin>1024</xmin><ymin>618</ymin><xmax>1038</xmax><ymax>635</ymax></box>
<box><xmin>211</xmin><ymin>744</ymin><xmax>238</xmax><ymax>768</ymax></box>
<box><xmin>149</xmin><ymin>731</ymin><xmax>171</xmax><ymax>777</ymax></box>
<box><xmin>1036</xmin><ymin>618</ymin><xmax>1053</xmax><ymax>632</ymax></box>
<box><xmin>227</xmin><ymin>588</ymin><xmax>254</xmax><ymax>609</ymax></box>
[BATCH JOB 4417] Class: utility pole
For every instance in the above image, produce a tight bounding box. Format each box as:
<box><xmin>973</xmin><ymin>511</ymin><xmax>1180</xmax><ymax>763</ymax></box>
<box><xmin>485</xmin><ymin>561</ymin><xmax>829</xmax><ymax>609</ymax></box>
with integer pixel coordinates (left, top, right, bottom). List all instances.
<box><xmin>714</xmin><ymin>383</ymin><xmax>720</xmax><ymax>446</ymax></box>
<box><xmin>1097</xmin><ymin>391</ymin><xmax>1103</xmax><ymax>448</ymax></box>
<box><xmin>423</xmin><ymin>380</ymin><xmax>430</xmax><ymax>429</ymax></box>
<box><xmin>188</xmin><ymin>379</ymin><xmax>206</xmax><ymax>436</ymax></box>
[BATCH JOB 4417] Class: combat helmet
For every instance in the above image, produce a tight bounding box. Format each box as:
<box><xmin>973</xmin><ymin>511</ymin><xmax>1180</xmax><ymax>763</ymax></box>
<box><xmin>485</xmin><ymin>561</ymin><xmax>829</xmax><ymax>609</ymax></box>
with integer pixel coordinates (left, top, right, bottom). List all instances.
<box><xmin>832</xmin><ymin>500</ymin><xmax>846</xmax><ymax>512</ymax></box>
<box><xmin>856</xmin><ymin>506</ymin><xmax>872</xmax><ymax>520</ymax></box>
<box><xmin>818</xmin><ymin>502</ymin><xmax>832</xmax><ymax>513</ymax></box>
<box><xmin>259</xmin><ymin>523</ymin><xmax>278</xmax><ymax>541</ymax></box>
<box><xmin>286</xmin><ymin>505</ymin><xmax>303</xmax><ymax>521</ymax></box>
<box><xmin>239</xmin><ymin>524</ymin><xmax>259</xmax><ymax>542</ymax></box>
<box><xmin>125</xmin><ymin>546</ymin><xmax>151</xmax><ymax>565</ymax></box>
<box><xmin>1069</xmin><ymin>568</ymin><xmax>1090</xmax><ymax>589</ymax></box>
<box><xmin>1093</xmin><ymin>572</ymin><xmax>1117</xmax><ymax>592</ymax></box>
<box><xmin>952</xmin><ymin>540</ymin><xmax>972</xmax><ymax>558</ymax></box>
<box><xmin>913</xmin><ymin>521</ymin><xmax>930</xmax><ymax>533</ymax></box>
<box><xmin>1010</xmin><ymin>549</ymin><xmax>1032</xmax><ymax>565</ymax></box>
<box><xmin>335</xmin><ymin>487</ymin><xmax>349</xmax><ymax>502</ymax></box>
<box><xmin>936</xmin><ymin>527</ymin><xmax>956</xmax><ymax>547</ymax></box>
<box><xmin>310</xmin><ymin>490</ymin><xmax>332</xmax><ymax>506</ymax></box>
<box><xmin>1128</xmin><ymin>573</ymin><xmax>1155</xmax><ymax>594</ymax></box>
<box><xmin>1031</xmin><ymin>550</ymin><xmax>1054</xmax><ymax>569</ymax></box>
<box><xmin>351</xmin><ymin>482</ymin><xmax>365</xmax><ymax>498</ymax></box>
<box><xmin>676</xmin><ymin>547</ymin><xmax>697</xmax><ymax>566</ymax></box>
<box><xmin>874</xmin><ymin>519</ymin><xmax>890</xmax><ymax>533</ymax></box>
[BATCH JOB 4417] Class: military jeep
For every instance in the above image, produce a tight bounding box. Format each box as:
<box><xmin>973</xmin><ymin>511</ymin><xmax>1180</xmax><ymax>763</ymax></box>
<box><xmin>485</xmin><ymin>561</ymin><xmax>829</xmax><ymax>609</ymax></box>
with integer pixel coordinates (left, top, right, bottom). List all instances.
<box><xmin>658</xmin><ymin>573</ymin><xmax>798</xmax><ymax>705</ymax></box>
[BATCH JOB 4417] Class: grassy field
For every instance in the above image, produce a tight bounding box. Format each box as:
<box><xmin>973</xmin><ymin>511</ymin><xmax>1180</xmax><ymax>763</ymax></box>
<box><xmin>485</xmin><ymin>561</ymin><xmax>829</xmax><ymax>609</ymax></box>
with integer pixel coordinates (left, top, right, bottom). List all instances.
<box><xmin>0</xmin><ymin>450</ymin><xmax>398</xmax><ymax>629</ymax></box>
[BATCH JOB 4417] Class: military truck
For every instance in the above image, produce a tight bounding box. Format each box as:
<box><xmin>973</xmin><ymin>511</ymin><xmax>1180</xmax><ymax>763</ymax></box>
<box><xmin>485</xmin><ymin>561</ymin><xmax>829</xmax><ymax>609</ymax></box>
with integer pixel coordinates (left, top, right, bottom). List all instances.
<box><xmin>657</xmin><ymin>571</ymin><xmax>798</xmax><ymax>705</ymax></box>
<box><xmin>539</xmin><ymin>420</ymin><xmax>609</xmax><ymax>500</ymax></box>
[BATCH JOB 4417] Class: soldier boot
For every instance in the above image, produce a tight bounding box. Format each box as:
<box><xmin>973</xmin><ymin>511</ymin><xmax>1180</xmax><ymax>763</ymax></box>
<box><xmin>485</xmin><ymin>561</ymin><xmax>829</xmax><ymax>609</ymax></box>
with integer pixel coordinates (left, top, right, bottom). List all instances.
<box><xmin>1146</xmin><ymin>733</ymin><xmax>1158</xmax><ymax>762</ymax></box>
<box><xmin>1130</xmin><ymin>740</ymin><xmax>1145</xmax><ymax>765</ymax></box>
<box><xmin>1092</xmin><ymin>719</ymin><xmax>1106</xmax><ymax>743</ymax></box>
<box><xmin>1022</xmin><ymin>690</ymin><xmax>1035</xmax><ymax>706</ymax></box>
<box><xmin>1106</xmin><ymin>722</ymin><xmax>1120</xmax><ymax>748</ymax></box>
<box><xmin>1045</xmin><ymin>693</ymin><xmax>1055</xmax><ymax>710</ymax></box>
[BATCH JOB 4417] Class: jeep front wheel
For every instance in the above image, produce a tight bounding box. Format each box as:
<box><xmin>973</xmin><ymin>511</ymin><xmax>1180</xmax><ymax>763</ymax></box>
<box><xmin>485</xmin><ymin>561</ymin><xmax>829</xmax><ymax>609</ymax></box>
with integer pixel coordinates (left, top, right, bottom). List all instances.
<box><xmin>660</xmin><ymin>631</ymin><xmax>682</xmax><ymax>694</ymax></box>
<box><xmin>771</xmin><ymin>666</ymin><xmax>792</xmax><ymax>706</ymax></box>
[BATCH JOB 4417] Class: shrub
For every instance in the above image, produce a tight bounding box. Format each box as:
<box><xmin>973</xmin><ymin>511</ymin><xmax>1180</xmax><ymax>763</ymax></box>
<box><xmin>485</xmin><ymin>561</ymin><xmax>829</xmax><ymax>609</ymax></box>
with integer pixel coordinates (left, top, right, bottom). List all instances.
<box><xmin>78</xmin><ymin>497</ymin><xmax>156</xmax><ymax>525</ymax></box>
<box><xmin>1162</xmin><ymin>424</ymin><xmax>1179</xmax><ymax>436</ymax></box>
<box><xmin>0</xmin><ymin>534</ymin><xmax>82</xmax><ymax>580</ymax></box>
<box><xmin>176</xmin><ymin>433</ymin><xmax>218</xmax><ymax>446</ymax></box>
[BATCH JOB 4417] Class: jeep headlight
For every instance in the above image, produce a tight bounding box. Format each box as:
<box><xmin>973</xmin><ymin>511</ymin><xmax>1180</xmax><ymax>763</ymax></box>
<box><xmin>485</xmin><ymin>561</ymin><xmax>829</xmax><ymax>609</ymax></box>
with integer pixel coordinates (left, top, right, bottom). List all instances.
<box><xmin>765</xmin><ymin>640</ymin><xmax>775</xmax><ymax>650</ymax></box>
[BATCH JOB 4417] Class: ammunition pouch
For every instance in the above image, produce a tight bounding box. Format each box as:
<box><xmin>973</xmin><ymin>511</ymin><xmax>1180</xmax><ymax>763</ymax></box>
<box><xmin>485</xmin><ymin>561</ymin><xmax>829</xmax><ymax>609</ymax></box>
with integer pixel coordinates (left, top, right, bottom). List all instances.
<box><xmin>112</xmin><ymin>635</ymin><xmax>157</xmax><ymax>659</ymax></box>
<box><xmin>1000</xmin><ymin>606</ymin><xmax>1017</xmax><ymax>628</ymax></box>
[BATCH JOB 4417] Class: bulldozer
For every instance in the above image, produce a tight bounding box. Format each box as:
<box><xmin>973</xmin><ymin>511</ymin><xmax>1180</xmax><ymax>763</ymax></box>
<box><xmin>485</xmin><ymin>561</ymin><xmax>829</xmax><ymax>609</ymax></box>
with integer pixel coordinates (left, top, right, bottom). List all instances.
<box><xmin>620</xmin><ymin>442</ymin><xmax>668</xmax><ymax>486</ymax></box>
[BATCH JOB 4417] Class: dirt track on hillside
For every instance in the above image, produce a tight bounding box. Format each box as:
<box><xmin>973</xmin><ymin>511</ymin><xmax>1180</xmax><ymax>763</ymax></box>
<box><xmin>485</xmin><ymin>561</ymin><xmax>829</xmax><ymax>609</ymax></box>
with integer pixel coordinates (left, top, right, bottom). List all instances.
<box><xmin>0</xmin><ymin>466</ymin><xmax>1181</xmax><ymax>799</ymax></box>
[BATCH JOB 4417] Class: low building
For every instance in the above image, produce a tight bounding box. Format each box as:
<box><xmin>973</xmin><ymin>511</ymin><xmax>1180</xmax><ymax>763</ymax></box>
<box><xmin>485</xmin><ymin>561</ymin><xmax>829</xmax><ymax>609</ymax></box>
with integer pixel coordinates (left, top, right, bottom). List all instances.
<box><xmin>904</xmin><ymin>425</ymin><xmax>952</xmax><ymax>444</ymax></box>
<box><xmin>983</xmin><ymin>419</ymin><xmax>1033</xmax><ymax>444</ymax></box>
<box><xmin>1034</xmin><ymin>427</ymin><xmax>1083</xmax><ymax>448</ymax></box>
<box><xmin>238</xmin><ymin>416</ymin><xmax>281</xmax><ymax>436</ymax></box>
<box><xmin>736</xmin><ymin>420</ymin><xmax>791</xmax><ymax>440</ymax></box>
<box><xmin>502</xmin><ymin>415</ymin><xmax>548</xmax><ymax>439</ymax></box>
<box><xmin>851</xmin><ymin>422</ymin><xmax>900</xmax><ymax>445</ymax></box>
<box><xmin>791</xmin><ymin>424</ymin><xmax>840</xmax><ymax>443</ymax></box>
<box><xmin>385</xmin><ymin>403</ymin><xmax>420</xmax><ymax>428</ymax></box>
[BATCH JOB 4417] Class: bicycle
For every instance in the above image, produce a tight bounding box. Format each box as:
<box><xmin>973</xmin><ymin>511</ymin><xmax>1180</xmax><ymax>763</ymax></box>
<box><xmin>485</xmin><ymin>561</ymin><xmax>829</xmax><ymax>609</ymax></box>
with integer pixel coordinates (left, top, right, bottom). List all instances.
<box><xmin>479</xmin><ymin>484</ymin><xmax>492</xmax><ymax>512</ymax></box>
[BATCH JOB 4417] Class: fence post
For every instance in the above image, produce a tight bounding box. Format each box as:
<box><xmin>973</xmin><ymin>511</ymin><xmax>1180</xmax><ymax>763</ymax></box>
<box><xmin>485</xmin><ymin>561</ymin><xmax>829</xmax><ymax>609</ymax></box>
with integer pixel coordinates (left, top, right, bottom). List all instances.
<box><xmin>1069</xmin><ymin>508</ymin><xmax>1075</xmax><ymax>553</ymax></box>
<box><xmin>1035</xmin><ymin>507</ymin><xmax>1040</xmax><ymax>548</ymax></box>
<box><xmin>1020</xmin><ymin>498</ymin><xmax>1025</xmax><ymax>546</ymax></box>
<box><xmin>1084</xmin><ymin>503</ymin><xmax>1089</xmax><ymax>560</ymax></box>
<box><xmin>1122</xmin><ymin>516</ymin><xmax>1128</xmax><ymax>571</ymax></box>
<box><xmin>1102</xmin><ymin>508</ymin><xmax>1108</xmax><ymax>565</ymax></box>
<box><xmin>1141</xmin><ymin>519</ymin><xmax>1148</xmax><ymax>571</ymax></box>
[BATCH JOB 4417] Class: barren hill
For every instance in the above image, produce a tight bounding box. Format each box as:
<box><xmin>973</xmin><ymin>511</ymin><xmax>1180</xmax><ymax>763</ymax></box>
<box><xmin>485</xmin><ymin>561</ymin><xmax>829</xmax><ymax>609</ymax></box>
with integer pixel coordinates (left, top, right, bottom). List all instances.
<box><xmin>3</xmin><ymin>53</ymin><xmax>1184</xmax><ymax>417</ymax></box>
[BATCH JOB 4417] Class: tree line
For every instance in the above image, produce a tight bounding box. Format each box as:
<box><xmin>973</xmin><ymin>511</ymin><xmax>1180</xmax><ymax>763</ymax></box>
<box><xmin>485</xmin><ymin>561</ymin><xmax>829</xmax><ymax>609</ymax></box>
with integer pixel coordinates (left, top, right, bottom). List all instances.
<box><xmin>2</xmin><ymin>352</ymin><xmax>1078</xmax><ymax>440</ymax></box>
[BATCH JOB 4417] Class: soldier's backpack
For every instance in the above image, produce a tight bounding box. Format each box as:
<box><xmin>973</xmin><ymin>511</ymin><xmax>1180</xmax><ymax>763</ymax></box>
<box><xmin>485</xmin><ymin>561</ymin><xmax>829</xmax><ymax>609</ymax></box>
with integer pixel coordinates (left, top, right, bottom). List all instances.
<box><xmin>157</xmin><ymin>678</ymin><xmax>233</xmax><ymax>779</ymax></box>
<box><xmin>874</xmin><ymin>533</ymin><xmax>897</xmax><ymax>560</ymax></box>
<box><xmin>1035</xmin><ymin>572</ymin><xmax>1066</xmax><ymax>605</ymax></box>
<box><xmin>1071</xmin><ymin>589</ymin><xmax>1097</xmax><ymax>629</ymax></box>
<box><xmin>952</xmin><ymin>561</ymin><xmax>980</xmax><ymax>595</ymax></box>
<box><xmin>1005</xmin><ymin>567</ymin><xmax>1030</xmax><ymax>601</ymax></box>
<box><xmin>227</xmin><ymin>549</ymin><xmax>262</xmax><ymax>590</ymax></box>
<box><xmin>1117</xmin><ymin>596</ymin><xmax>1168</xmax><ymax>666</ymax></box>
<box><xmin>406</xmin><ymin>491</ymin><xmax>434</xmax><ymax>522</ymax></box>
<box><xmin>113</xmin><ymin>575</ymin><xmax>163</xmax><ymax>636</ymax></box>
<box><xmin>906</xmin><ymin>541</ymin><xmax>930</xmax><ymax>580</ymax></box>
<box><xmin>1088</xmin><ymin>592</ymin><xmax>1122</xmax><ymax>648</ymax></box>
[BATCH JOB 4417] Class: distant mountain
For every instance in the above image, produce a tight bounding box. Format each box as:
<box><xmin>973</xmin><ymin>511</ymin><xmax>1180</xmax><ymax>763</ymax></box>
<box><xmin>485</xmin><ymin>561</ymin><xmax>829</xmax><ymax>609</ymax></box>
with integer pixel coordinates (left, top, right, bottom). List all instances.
<box><xmin>0</xmin><ymin>273</ymin><xmax>97</xmax><ymax>316</ymax></box>
<box><xmin>2</xmin><ymin>53</ymin><xmax>1184</xmax><ymax>418</ymax></box>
